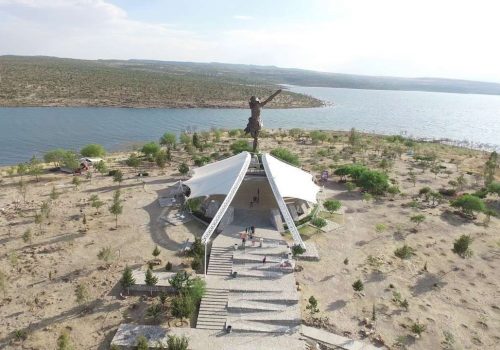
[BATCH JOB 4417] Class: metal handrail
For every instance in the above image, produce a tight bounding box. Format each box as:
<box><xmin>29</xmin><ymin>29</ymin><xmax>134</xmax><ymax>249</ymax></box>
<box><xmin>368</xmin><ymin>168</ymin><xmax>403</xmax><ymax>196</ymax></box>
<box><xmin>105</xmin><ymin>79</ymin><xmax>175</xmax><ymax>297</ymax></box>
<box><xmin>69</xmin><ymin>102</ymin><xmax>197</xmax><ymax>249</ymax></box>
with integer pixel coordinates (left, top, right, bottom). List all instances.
<box><xmin>261</xmin><ymin>154</ymin><xmax>306</xmax><ymax>249</ymax></box>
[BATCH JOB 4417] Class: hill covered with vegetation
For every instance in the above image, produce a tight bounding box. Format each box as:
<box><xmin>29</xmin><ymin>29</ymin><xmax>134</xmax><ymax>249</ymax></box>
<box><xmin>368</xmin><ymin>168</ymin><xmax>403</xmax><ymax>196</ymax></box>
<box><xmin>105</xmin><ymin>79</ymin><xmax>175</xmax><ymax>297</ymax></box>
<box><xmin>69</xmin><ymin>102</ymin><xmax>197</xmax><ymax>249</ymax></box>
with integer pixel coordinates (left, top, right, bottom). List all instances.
<box><xmin>3</xmin><ymin>55</ymin><xmax>500</xmax><ymax>108</ymax></box>
<box><xmin>0</xmin><ymin>56</ymin><xmax>322</xmax><ymax>108</ymax></box>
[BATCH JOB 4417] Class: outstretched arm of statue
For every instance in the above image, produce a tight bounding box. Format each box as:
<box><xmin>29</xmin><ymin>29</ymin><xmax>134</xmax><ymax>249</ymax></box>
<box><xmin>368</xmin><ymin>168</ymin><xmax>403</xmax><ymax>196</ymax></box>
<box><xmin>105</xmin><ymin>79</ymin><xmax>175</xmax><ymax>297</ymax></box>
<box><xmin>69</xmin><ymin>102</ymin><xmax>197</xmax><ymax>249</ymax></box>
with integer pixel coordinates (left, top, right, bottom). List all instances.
<box><xmin>261</xmin><ymin>89</ymin><xmax>282</xmax><ymax>106</ymax></box>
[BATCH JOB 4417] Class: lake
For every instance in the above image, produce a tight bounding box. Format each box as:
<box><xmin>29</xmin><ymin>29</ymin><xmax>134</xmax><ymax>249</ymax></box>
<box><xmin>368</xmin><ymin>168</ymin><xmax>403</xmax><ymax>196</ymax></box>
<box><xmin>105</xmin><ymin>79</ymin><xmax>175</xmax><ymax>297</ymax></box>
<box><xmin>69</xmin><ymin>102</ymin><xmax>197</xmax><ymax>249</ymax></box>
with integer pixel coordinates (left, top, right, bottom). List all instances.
<box><xmin>0</xmin><ymin>86</ymin><xmax>499</xmax><ymax>165</ymax></box>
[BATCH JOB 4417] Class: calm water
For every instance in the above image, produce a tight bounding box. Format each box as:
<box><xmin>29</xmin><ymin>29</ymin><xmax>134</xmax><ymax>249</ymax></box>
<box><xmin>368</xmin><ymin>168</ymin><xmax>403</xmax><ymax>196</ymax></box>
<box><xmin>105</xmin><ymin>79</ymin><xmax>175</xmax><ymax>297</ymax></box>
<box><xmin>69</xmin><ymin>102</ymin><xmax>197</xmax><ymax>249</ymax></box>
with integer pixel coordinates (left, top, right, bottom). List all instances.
<box><xmin>0</xmin><ymin>86</ymin><xmax>499</xmax><ymax>165</ymax></box>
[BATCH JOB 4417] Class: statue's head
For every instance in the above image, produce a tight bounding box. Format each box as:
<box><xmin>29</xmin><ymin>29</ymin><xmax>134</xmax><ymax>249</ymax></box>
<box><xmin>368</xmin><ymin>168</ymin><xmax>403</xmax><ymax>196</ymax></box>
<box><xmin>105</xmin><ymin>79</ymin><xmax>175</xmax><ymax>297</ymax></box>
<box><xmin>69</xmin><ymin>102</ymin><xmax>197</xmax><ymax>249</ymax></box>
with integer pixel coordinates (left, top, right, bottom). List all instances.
<box><xmin>250</xmin><ymin>96</ymin><xmax>260</xmax><ymax>103</ymax></box>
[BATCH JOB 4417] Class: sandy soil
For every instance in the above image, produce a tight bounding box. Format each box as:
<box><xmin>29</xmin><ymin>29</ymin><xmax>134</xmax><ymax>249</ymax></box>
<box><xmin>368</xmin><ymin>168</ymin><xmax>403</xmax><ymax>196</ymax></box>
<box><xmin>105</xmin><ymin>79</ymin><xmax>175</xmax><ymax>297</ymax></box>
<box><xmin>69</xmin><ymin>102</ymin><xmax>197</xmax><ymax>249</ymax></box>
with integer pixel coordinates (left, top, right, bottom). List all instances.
<box><xmin>0</xmin><ymin>157</ymin><xmax>205</xmax><ymax>349</ymax></box>
<box><xmin>0</xmin><ymin>131</ymin><xmax>498</xmax><ymax>349</ymax></box>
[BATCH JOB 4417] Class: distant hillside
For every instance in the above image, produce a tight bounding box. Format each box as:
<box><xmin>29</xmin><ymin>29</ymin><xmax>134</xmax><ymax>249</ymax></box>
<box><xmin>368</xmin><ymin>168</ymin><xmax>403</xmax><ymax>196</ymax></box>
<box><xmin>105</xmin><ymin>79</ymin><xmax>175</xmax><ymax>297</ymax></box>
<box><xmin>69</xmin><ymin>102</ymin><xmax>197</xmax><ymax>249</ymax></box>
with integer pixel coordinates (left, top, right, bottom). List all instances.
<box><xmin>2</xmin><ymin>56</ymin><xmax>500</xmax><ymax>109</ymax></box>
<box><xmin>0</xmin><ymin>56</ymin><xmax>322</xmax><ymax>108</ymax></box>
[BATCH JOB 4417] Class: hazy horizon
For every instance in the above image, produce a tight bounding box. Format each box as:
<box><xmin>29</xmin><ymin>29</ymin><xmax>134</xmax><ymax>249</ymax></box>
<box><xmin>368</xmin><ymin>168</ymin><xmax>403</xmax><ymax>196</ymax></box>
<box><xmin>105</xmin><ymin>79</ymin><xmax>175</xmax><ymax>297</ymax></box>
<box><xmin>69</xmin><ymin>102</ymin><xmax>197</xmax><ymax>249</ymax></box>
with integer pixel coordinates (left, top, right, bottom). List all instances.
<box><xmin>1</xmin><ymin>0</ymin><xmax>500</xmax><ymax>83</ymax></box>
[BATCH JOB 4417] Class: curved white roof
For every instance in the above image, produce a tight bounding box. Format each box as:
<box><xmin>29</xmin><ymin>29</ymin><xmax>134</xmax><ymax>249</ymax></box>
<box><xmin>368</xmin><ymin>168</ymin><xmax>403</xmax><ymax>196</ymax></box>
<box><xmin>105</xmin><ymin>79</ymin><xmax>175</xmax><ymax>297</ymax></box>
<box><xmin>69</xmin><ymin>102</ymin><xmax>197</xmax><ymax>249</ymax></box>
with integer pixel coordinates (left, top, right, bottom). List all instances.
<box><xmin>184</xmin><ymin>151</ymin><xmax>319</xmax><ymax>203</ymax></box>
<box><xmin>183</xmin><ymin>151</ymin><xmax>251</xmax><ymax>198</ymax></box>
<box><xmin>262</xmin><ymin>153</ymin><xmax>320</xmax><ymax>204</ymax></box>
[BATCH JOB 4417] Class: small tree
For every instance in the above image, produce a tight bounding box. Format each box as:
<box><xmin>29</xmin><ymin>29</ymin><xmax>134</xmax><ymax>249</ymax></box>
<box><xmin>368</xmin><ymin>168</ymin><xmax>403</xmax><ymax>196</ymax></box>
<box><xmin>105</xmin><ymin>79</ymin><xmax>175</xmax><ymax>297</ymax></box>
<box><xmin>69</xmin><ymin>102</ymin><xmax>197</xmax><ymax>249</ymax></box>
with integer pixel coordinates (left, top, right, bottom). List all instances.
<box><xmin>0</xmin><ymin>270</ymin><xmax>7</xmax><ymax>296</ymax></box>
<box><xmin>410</xmin><ymin>214</ymin><xmax>425</xmax><ymax>227</ymax></box>
<box><xmin>155</xmin><ymin>150</ymin><xmax>167</xmax><ymax>169</ymax></box>
<box><xmin>180</xmin><ymin>132</ymin><xmax>192</xmax><ymax>146</ymax></box>
<box><xmin>112</xmin><ymin>170</ymin><xmax>123</xmax><ymax>187</ymax></box>
<box><xmin>352</xmin><ymin>279</ymin><xmax>364</xmax><ymax>292</ymax></box>
<box><xmin>80</xmin><ymin>144</ymin><xmax>106</xmax><ymax>157</ymax></box>
<box><xmin>375</xmin><ymin>223</ymin><xmax>386</xmax><ymax>234</ymax></box>
<box><xmin>145</xmin><ymin>268</ymin><xmax>158</xmax><ymax>295</ymax></box>
<box><xmin>95</xmin><ymin>160</ymin><xmax>108</xmax><ymax>175</ymax></box>
<box><xmin>451</xmin><ymin>194</ymin><xmax>485</xmax><ymax>218</ymax></box>
<box><xmin>141</xmin><ymin>141</ymin><xmax>160</xmax><ymax>160</ymax></box>
<box><xmin>71</xmin><ymin>176</ymin><xmax>81</xmax><ymax>189</ymax></box>
<box><xmin>50</xmin><ymin>186</ymin><xmax>59</xmax><ymax>200</ymax></box>
<box><xmin>44</xmin><ymin>148</ymin><xmax>66</xmax><ymax>167</ymax></box>
<box><xmin>168</xmin><ymin>271</ymin><xmax>193</xmax><ymax>295</ymax></box>
<box><xmin>17</xmin><ymin>162</ymin><xmax>29</xmax><ymax>181</ymax></box>
<box><xmin>306</xmin><ymin>296</ymin><xmax>319</xmax><ymax>318</ymax></box>
<box><xmin>166</xmin><ymin>335</ymin><xmax>189</xmax><ymax>350</ymax></box>
<box><xmin>229</xmin><ymin>140</ymin><xmax>252</xmax><ymax>155</ymax></box>
<box><xmin>178</xmin><ymin>163</ymin><xmax>189</xmax><ymax>176</ymax></box>
<box><xmin>97</xmin><ymin>247</ymin><xmax>114</xmax><ymax>264</ymax></box>
<box><xmin>17</xmin><ymin>179</ymin><xmax>28</xmax><ymax>203</ymax></box>
<box><xmin>394</xmin><ymin>245</ymin><xmax>415</xmax><ymax>259</ymax></box>
<box><xmin>34</xmin><ymin>212</ymin><xmax>43</xmax><ymax>234</ymax></box>
<box><xmin>90</xmin><ymin>194</ymin><xmax>104</xmax><ymax>214</ymax></box>
<box><xmin>408</xmin><ymin>171</ymin><xmax>417</xmax><ymax>187</ymax></box>
<box><xmin>270</xmin><ymin>148</ymin><xmax>300</xmax><ymax>166</ymax></box>
<box><xmin>192</xmin><ymin>132</ymin><xmax>201</xmax><ymax>150</ymax></box>
<box><xmin>125</xmin><ymin>153</ymin><xmax>141</xmax><ymax>169</ymax></box>
<box><xmin>323</xmin><ymin>200</ymin><xmax>341</xmax><ymax>213</ymax></box>
<box><xmin>346</xmin><ymin>182</ymin><xmax>356</xmax><ymax>192</ymax></box>
<box><xmin>171</xmin><ymin>295</ymin><xmax>194</xmax><ymax>323</ymax></box>
<box><xmin>160</xmin><ymin>132</ymin><xmax>176</xmax><ymax>149</ymax></box>
<box><xmin>22</xmin><ymin>229</ymin><xmax>32</xmax><ymax>243</ymax></box>
<box><xmin>57</xmin><ymin>331</ymin><xmax>73</xmax><ymax>350</ymax></box>
<box><xmin>146</xmin><ymin>303</ymin><xmax>165</xmax><ymax>323</ymax></box>
<box><xmin>28</xmin><ymin>155</ymin><xmax>43</xmax><ymax>182</ymax></box>
<box><xmin>362</xmin><ymin>192</ymin><xmax>373</xmax><ymax>202</ymax></box>
<box><xmin>411</xmin><ymin>321</ymin><xmax>427</xmax><ymax>337</ymax></box>
<box><xmin>109</xmin><ymin>190</ymin><xmax>123</xmax><ymax>228</ymax></box>
<box><xmin>452</xmin><ymin>235</ymin><xmax>473</xmax><ymax>258</ymax></box>
<box><xmin>152</xmin><ymin>245</ymin><xmax>161</xmax><ymax>259</ymax></box>
<box><xmin>311</xmin><ymin>217</ymin><xmax>327</xmax><ymax>229</ymax></box>
<box><xmin>292</xmin><ymin>244</ymin><xmax>305</xmax><ymax>257</ymax></box>
<box><xmin>75</xmin><ymin>283</ymin><xmax>90</xmax><ymax>305</ymax></box>
<box><xmin>121</xmin><ymin>266</ymin><xmax>136</xmax><ymax>294</ymax></box>
<box><xmin>136</xmin><ymin>335</ymin><xmax>148</xmax><ymax>350</ymax></box>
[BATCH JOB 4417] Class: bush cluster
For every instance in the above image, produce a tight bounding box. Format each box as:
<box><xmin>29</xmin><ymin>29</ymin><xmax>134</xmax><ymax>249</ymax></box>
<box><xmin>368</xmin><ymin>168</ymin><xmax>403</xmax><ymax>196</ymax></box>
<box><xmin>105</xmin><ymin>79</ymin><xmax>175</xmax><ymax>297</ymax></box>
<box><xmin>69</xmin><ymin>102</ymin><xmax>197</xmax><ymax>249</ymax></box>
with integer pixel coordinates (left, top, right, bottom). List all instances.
<box><xmin>334</xmin><ymin>164</ymin><xmax>389</xmax><ymax>195</ymax></box>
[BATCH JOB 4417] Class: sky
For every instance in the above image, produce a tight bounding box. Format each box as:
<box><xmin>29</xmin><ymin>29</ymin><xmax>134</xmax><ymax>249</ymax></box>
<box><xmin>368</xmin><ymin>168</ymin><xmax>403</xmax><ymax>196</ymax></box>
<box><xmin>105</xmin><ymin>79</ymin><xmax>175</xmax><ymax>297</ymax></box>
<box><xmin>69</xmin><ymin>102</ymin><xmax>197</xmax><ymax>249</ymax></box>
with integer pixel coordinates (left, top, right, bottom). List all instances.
<box><xmin>1</xmin><ymin>0</ymin><xmax>500</xmax><ymax>82</ymax></box>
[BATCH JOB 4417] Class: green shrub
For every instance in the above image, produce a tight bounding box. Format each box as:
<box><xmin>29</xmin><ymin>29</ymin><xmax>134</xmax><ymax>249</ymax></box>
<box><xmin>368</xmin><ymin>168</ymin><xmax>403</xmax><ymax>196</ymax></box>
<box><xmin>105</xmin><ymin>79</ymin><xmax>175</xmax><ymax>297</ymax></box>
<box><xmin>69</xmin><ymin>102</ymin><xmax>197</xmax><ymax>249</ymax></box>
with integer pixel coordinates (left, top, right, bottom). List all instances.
<box><xmin>292</xmin><ymin>245</ymin><xmax>305</xmax><ymax>257</ymax></box>
<box><xmin>165</xmin><ymin>261</ymin><xmax>173</xmax><ymax>271</ymax></box>
<box><xmin>451</xmin><ymin>194</ymin><xmax>485</xmax><ymax>217</ymax></box>
<box><xmin>394</xmin><ymin>245</ymin><xmax>415</xmax><ymax>259</ymax></box>
<box><xmin>411</xmin><ymin>321</ymin><xmax>426</xmax><ymax>336</ymax></box>
<box><xmin>171</xmin><ymin>295</ymin><xmax>195</xmax><ymax>321</ymax></box>
<box><xmin>452</xmin><ymin>235</ymin><xmax>473</xmax><ymax>258</ymax></box>
<box><xmin>270</xmin><ymin>148</ymin><xmax>300</xmax><ymax>166</ymax></box>
<box><xmin>166</xmin><ymin>335</ymin><xmax>189</xmax><ymax>350</ymax></box>
<box><xmin>80</xmin><ymin>144</ymin><xmax>106</xmax><ymax>157</ymax></box>
<box><xmin>352</xmin><ymin>279</ymin><xmax>364</xmax><ymax>292</ymax></box>
<box><xmin>311</xmin><ymin>217</ymin><xmax>327</xmax><ymax>228</ymax></box>
<box><xmin>136</xmin><ymin>335</ymin><xmax>148</xmax><ymax>350</ymax></box>
<box><xmin>178</xmin><ymin>163</ymin><xmax>189</xmax><ymax>175</ymax></box>
<box><xmin>323</xmin><ymin>200</ymin><xmax>341</xmax><ymax>213</ymax></box>
<box><xmin>141</xmin><ymin>142</ymin><xmax>160</xmax><ymax>159</ymax></box>
<box><xmin>191</xmin><ymin>256</ymin><xmax>202</xmax><ymax>272</ymax></box>
<box><xmin>230</xmin><ymin>140</ymin><xmax>251</xmax><ymax>154</ymax></box>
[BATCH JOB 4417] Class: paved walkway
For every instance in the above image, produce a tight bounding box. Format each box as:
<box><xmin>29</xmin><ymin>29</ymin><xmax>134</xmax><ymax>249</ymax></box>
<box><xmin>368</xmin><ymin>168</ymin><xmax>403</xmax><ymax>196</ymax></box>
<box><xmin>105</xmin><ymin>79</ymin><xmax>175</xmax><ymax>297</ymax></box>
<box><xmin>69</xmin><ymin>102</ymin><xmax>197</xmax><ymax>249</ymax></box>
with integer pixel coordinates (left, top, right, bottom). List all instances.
<box><xmin>301</xmin><ymin>325</ymin><xmax>379</xmax><ymax>350</ymax></box>
<box><xmin>197</xmin><ymin>208</ymin><xmax>302</xmax><ymax>335</ymax></box>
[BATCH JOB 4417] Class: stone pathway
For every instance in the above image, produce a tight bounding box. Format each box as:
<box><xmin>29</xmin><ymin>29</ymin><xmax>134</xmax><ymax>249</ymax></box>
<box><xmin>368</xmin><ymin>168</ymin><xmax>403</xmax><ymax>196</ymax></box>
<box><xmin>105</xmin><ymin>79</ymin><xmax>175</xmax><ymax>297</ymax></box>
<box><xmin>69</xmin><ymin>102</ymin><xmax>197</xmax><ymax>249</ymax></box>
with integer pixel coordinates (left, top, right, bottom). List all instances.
<box><xmin>196</xmin><ymin>288</ymin><xmax>228</xmax><ymax>330</ymax></box>
<box><xmin>198</xmin><ymin>222</ymin><xmax>302</xmax><ymax>334</ymax></box>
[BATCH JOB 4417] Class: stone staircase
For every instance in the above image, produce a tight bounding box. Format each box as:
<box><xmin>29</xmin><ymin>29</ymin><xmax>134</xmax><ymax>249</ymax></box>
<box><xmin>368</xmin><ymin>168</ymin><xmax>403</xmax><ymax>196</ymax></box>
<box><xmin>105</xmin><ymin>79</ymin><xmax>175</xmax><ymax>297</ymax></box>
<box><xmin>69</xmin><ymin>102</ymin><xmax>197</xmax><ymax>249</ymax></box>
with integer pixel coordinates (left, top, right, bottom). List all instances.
<box><xmin>207</xmin><ymin>246</ymin><xmax>233</xmax><ymax>276</ymax></box>
<box><xmin>196</xmin><ymin>288</ymin><xmax>228</xmax><ymax>330</ymax></box>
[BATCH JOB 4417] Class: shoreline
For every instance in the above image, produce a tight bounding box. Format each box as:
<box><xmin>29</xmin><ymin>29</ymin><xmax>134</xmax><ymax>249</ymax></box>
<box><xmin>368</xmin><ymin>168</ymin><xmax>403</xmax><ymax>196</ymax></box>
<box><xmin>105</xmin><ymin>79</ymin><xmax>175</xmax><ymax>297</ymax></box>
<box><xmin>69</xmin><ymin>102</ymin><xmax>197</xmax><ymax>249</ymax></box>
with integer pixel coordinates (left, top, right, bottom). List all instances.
<box><xmin>0</xmin><ymin>128</ymin><xmax>496</xmax><ymax>169</ymax></box>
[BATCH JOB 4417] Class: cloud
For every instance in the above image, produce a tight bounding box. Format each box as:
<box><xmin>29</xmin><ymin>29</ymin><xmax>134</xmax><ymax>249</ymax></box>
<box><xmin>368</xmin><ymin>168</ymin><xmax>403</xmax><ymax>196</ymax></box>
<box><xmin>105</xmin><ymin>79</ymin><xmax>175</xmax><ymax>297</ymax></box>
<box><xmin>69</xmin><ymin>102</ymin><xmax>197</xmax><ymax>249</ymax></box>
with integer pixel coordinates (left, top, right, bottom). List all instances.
<box><xmin>233</xmin><ymin>15</ymin><xmax>253</xmax><ymax>20</ymax></box>
<box><xmin>1</xmin><ymin>0</ymin><xmax>500</xmax><ymax>81</ymax></box>
<box><xmin>0</xmin><ymin>0</ymin><xmax>215</xmax><ymax>61</ymax></box>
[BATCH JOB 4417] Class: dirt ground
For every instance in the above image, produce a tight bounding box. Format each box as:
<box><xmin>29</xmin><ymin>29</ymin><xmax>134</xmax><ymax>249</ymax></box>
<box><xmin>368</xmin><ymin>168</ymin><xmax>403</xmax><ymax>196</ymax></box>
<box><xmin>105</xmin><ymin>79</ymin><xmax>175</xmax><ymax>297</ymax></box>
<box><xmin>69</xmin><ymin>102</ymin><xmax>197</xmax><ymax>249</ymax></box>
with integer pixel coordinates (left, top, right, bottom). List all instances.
<box><xmin>0</xmin><ymin>130</ymin><xmax>498</xmax><ymax>349</ymax></box>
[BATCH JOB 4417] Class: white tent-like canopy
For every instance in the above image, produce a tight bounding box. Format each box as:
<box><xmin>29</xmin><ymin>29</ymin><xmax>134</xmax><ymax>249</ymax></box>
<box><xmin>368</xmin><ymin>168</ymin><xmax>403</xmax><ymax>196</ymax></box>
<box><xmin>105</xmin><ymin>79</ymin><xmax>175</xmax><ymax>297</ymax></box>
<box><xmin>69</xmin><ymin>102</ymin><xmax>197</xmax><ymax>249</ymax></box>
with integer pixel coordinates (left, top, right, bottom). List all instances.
<box><xmin>262</xmin><ymin>153</ymin><xmax>320</xmax><ymax>204</ymax></box>
<box><xmin>181</xmin><ymin>151</ymin><xmax>319</xmax><ymax>250</ymax></box>
<box><xmin>183</xmin><ymin>151</ymin><xmax>251</xmax><ymax>198</ymax></box>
